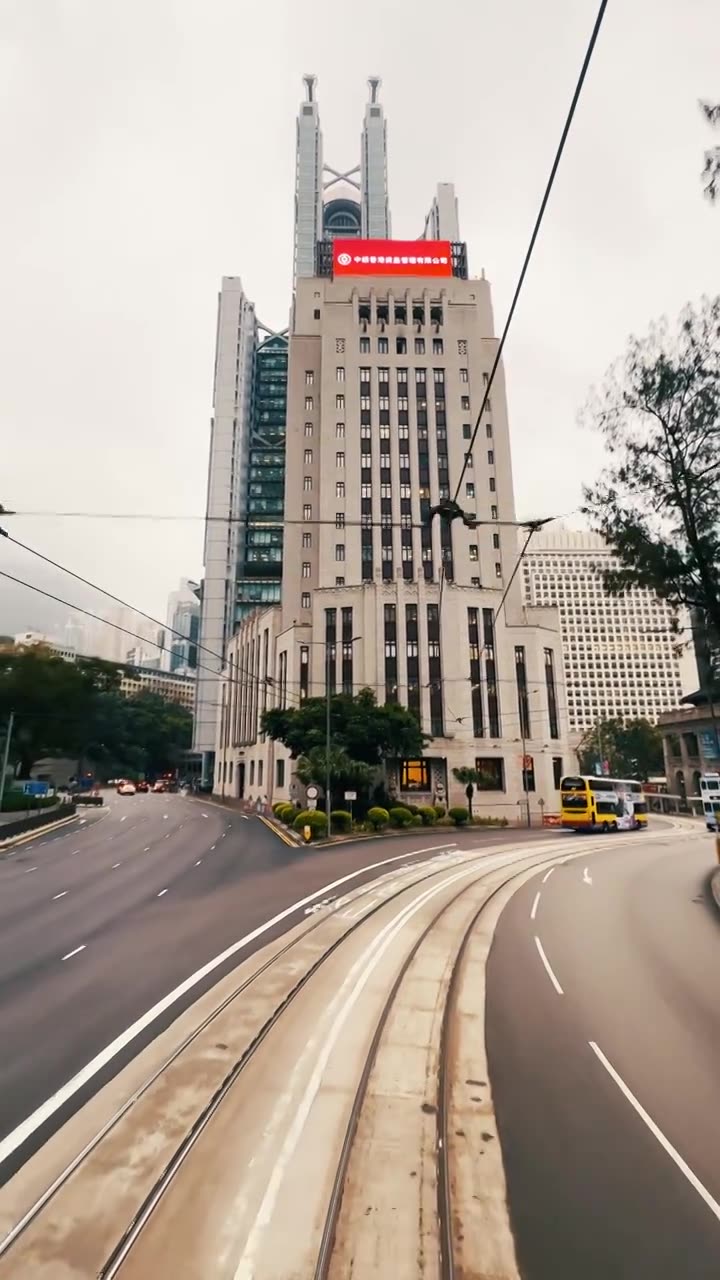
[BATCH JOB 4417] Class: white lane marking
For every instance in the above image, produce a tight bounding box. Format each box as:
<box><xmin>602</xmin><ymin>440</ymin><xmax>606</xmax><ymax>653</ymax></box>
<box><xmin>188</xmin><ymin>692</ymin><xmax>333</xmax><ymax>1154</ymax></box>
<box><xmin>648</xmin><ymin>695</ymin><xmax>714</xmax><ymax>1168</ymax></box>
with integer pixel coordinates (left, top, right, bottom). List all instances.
<box><xmin>71</xmin><ymin>850</ymin><xmax>80</xmax><ymax>856</ymax></box>
<box><xmin>201</xmin><ymin>813</ymin><xmax>208</xmax><ymax>818</ymax></box>
<box><xmin>163</xmin><ymin>814</ymin><xmax>168</xmax><ymax>820</ymax></box>
<box><xmin>210</xmin><ymin>844</ymin><xmax>216</xmax><ymax>851</ymax></box>
<box><xmin>0</xmin><ymin>841</ymin><xmax>474</xmax><ymax>1169</ymax></box>
<box><xmin>233</xmin><ymin>859</ymin><xmax>480</xmax><ymax>1278</ymax></box>
<box><xmin>534</xmin><ymin>935</ymin><xmax>564</xmax><ymax>994</ymax></box>
<box><xmin>221</xmin><ymin>832</ymin><xmax>227</xmax><ymax>839</ymax></box>
<box><xmin>78</xmin><ymin>820</ymin><xmax>86</xmax><ymax>825</ymax></box>
<box><xmin>24</xmin><ymin>867</ymin><xmax>37</xmax><ymax>874</ymax></box>
<box><xmin>589</xmin><ymin>1041</ymin><xmax>720</xmax><ymax>1222</ymax></box>
<box><xmin>164</xmin><ymin>834</ymin><xmax>170</xmax><ymax>839</ymax></box>
<box><xmin>61</xmin><ymin>945</ymin><xmax>86</xmax><ymax>961</ymax></box>
<box><xmin>111</xmin><ymin>863</ymin><xmax>121</xmax><ymax>869</ymax></box>
<box><xmin>583</xmin><ymin>866</ymin><xmax>593</xmax><ymax>885</ymax></box>
<box><xmin>530</xmin><ymin>891</ymin><xmax>541</xmax><ymax>921</ymax></box>
<box><xmin>157</xmin><ymin>889</ymin><xmax>168</xmax><ymax>898</ymax></box>
<box><xmin>241</xmin><ymin>814</ymin><xmax>249</xmax><ymax>821</ymax></box>
<box><xmin>52</xmin><ymin>891</ymin><xmax>68</xmax><ymax>901</ymax></box>
<box><xmin>195</xmin><ymin>860</ymin><xmax>202</xmax><ymax>866</ymax></box>
<box><xmin>120</xmin><ymin>816</ymin><xmax>127</xmax><ymax>823</ymax></box>
<box><xmin>143</xmin><ymin>847</ymin><xmax>150</xmax><ymax>853</ymax></box>
<box><xmin>542</xmin><ymin>867</ymin><xmax>555</xmax><ymax>884</ymax></box>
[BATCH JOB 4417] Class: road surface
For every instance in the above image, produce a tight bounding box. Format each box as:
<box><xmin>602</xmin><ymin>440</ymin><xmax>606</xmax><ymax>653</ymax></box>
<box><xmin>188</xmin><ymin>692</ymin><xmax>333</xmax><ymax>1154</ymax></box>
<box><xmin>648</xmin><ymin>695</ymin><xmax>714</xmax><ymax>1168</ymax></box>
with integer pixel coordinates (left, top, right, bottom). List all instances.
<box><xmin>0</xmin><ymin>792</ymin><xmax>550</xmax><ymax>1181</ymax></box>
<box><xmin>487</xmin><ymin>822</ymin><xmax>720</xmax><ymax>1278</ymax></box>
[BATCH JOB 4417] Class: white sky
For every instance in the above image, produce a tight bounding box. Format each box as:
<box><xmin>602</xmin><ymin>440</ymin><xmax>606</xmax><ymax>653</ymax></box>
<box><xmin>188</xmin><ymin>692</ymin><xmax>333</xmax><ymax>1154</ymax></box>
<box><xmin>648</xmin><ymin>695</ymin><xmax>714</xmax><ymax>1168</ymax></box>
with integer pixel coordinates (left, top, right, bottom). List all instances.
<box><xmin>1</xmin><ymin>0</ymin><xmax>718</xmax><ymax>641</ymax></box>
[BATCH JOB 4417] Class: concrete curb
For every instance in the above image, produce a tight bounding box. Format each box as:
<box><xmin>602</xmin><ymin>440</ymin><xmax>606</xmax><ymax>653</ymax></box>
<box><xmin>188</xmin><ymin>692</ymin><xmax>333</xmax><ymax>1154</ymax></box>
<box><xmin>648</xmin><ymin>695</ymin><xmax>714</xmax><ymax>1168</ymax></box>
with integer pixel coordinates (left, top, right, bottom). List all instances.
<box><xmin>710</xmin><ymin>866</ymin><xmax>720</xmax><ymax>913</ymax></box>
<box><xmin>0</xmin><ymin>812</ymin><xmax>78</xmax><ymax>856</ymax></box>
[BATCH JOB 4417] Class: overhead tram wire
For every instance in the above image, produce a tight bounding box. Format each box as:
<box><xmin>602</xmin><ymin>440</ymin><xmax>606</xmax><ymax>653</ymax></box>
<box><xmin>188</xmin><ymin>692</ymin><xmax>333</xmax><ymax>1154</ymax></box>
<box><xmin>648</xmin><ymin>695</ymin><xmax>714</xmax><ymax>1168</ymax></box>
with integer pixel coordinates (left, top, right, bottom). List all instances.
<box><xmin>0</xmin><ymin>568</ymin><xmax>305</xmax><ymax>710</ymax></box>
<box><xmin>433</xmin><ymin>0</ymin><xmax>608</xmax><ymax>629</ymax></box>
<box><xmin>2</xmin><ymin>506</ymin><xmax>536</xmax><ymax>534</ymax></box>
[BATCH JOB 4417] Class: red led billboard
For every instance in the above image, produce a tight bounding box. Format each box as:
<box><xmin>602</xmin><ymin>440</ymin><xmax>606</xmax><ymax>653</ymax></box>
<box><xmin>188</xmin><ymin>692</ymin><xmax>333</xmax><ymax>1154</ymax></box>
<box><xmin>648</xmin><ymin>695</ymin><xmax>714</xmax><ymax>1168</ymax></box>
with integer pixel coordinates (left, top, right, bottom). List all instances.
<box><xmin>333</xmin><ymin>238</ymin><xmax>453</xmax><ymax>278</ymax></box>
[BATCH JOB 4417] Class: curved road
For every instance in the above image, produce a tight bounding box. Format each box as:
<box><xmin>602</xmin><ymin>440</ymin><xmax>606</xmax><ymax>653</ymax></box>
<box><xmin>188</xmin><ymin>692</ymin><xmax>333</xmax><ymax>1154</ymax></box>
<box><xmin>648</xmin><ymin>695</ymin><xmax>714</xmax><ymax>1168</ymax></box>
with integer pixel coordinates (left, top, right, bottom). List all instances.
<box><xmin>0</xmin><ymin>793</ymin><xmax>550</xmax><ymax>1183</ymax></box>
<box><xmin>487</xmin><ymin>823</ymin><xmax>720</xmax><ymax>1278</ymax></box>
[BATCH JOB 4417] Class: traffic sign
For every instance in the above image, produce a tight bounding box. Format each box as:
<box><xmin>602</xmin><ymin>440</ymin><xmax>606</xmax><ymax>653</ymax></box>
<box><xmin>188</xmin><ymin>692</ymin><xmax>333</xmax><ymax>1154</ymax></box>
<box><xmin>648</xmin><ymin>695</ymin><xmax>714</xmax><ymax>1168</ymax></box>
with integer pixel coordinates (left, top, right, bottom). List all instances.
<box><xmin>344</xmin><ymin>790</ymin><xmax>357</xmax><ymax>801</ymax></box>
<box><xmin>23</xmin><ymin>781</ymin><xmax>49</xmax><ymax>797</ymax></box>
<box><xmin>306</xmin><ymin>785</ymin><xmax>319</xmax><ymax>800</ymax></box>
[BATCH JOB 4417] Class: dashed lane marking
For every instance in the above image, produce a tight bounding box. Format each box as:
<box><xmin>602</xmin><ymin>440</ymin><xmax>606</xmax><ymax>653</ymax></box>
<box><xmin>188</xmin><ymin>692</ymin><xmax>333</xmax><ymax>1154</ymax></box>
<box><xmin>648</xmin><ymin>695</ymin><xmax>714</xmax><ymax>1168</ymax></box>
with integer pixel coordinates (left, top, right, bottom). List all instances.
<box><xmin>61</xmin><ymin>945</ymin><xmax>86</xmax><ymax>961</ymax></box>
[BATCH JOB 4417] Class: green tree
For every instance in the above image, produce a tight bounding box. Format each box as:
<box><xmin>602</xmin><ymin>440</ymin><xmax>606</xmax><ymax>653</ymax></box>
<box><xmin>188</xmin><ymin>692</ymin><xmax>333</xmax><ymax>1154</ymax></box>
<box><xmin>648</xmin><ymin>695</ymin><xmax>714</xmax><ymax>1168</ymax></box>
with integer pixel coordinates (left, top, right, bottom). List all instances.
<box><xmin>577</xmin><ymin>718</ymin><xmax>664</xmax><ymax>781</ymax></box>
<box><xmin>262</xmin><ymin>687</ymin><xmax>426</xmax><ymax>767</ymax></box>
<box><xmin>295</xmin><ymin>747</ymin><xmax>375</xmax><ymax>812</ymax></box>
<box><xmin>0</xmin><ymin>648</ymin><xmax>121</xmax><ymax>776</ymax></box>
<box><xmin>452</xmin><ymin>765</ymin><xmax>483</xmax><ymax>818</ymax></box>
<box><xmin>582</xmin><ymin>298</ymin><xmax>720</xmax><ymax>650</ymax></box>
<box><xmin>700</xmin><ymin>101</ymin><xmax>720</xmax><ymax>203</ymax></box>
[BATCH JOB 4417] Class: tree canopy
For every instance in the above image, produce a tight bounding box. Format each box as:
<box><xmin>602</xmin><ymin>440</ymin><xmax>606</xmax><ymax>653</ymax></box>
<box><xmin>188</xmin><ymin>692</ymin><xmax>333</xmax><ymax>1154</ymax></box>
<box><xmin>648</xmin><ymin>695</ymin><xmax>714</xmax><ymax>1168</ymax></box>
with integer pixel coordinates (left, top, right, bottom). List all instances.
<box><xmin>700</xmin><ymin>101</ymin><xmax>720</xmax><ymax>203</ymax></box>
<box><xmin>581</xmin><ymin>297</ymin><xmax>720</xmax><ymax>661</ymax></box>
<box><xmin>0</xmin><ymin>647</ymin><xmax>191</xmax><ymax>779</ymax></box>
<box><xmin>577</xmin><ymin>718</ymin><xmax>664</xmax><ymax>782</ymax></box>
<box><xmin>262</xmin><ymin>687</ymin><xmax>426</xmax><ymax>766</ymax></box>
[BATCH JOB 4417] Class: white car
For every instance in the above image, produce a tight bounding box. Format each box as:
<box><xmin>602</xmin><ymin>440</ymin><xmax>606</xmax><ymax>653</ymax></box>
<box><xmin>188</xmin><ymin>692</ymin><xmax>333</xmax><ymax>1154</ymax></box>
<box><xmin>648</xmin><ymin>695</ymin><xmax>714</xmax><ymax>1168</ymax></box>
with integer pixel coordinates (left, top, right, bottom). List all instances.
<box><xmin>118</xmin><ymin>782</ymin><xmax>136</xmax><ymax>796</ymax></box>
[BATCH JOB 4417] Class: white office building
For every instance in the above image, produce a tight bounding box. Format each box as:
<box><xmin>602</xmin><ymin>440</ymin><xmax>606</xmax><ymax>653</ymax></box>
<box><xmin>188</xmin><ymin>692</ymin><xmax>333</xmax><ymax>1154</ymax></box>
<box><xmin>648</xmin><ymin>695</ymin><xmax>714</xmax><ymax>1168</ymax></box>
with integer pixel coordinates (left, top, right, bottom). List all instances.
<box><xmin>521</xmin><ymin>528</ymin><xmax>695</xmax><ymax>732</ymax></box>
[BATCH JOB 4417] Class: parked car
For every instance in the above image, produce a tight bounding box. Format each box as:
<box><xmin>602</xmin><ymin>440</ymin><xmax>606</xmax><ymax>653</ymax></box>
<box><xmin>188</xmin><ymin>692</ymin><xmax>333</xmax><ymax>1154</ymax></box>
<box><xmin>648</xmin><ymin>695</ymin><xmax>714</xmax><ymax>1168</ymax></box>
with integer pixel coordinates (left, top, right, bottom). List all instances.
<box><xmin>118</xmin><ymin>782</ymin><xmax>136</xmax><ymax>796</ymax></box>
<box><xmin>151</xmin><ymin>781</ymin><xmax>167</xmax><ymax>793</ymax></box>
<box><xmin>136</xmin><ymin>781</ymin><xmax>149</xmax><ymax>793</ymax></box>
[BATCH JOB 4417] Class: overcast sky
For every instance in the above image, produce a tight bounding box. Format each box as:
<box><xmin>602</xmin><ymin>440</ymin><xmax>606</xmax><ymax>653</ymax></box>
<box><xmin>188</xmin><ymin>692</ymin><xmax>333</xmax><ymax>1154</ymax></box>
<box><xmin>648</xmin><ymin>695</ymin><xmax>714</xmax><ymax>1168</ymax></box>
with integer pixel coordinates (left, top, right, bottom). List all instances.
<box><xmin>1</xmin><ymin>0</ymin><xmax>718</xmax><ymax>644</ymax></box>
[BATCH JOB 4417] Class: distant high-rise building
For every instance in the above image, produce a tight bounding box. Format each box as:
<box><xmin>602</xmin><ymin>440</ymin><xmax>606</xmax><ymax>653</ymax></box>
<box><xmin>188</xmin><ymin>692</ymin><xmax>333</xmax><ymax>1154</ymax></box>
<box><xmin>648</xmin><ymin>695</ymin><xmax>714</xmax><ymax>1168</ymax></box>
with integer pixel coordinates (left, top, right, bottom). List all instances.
<box><xmin>521</xmin><ymin>529</ymin><xmax>695</xmax><ymax>732</ymax></box>
<box><xmin>166</xmin><ymin>579</ymin><xmax>201</xmax><ymax>674</ymax></box>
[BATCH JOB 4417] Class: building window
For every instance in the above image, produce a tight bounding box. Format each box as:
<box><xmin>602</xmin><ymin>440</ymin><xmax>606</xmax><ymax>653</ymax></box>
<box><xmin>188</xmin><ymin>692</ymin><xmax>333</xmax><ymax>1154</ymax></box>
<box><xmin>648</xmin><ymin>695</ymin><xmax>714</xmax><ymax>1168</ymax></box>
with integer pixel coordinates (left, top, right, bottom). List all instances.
<box><xmin>303</xmin><ymin>476</ymin><xmax>312</xmax><ymax>491</ymax></box>
<box><xmin>302</xmin><ymin>562</ymin><xmax>311</xmax><ymax>578</ymax></box>
<box><xmin>303</xmin><ymin>503</ymin><xmax>312</xmax><ymax>520</ymax></box>
<box><xmin>336</xmin><ymin>338</ymin><xmax>345</xmax><ymax>353</ymax></box>
<box><xmin>414</xmin><ymin>338</ymin><xmax>425</xmax><ymax>354</ymax></box>
<box><xmin>433</xmin><ymin>338</ymin><xmax>444</xmax><ymax>354</ymax></box>
<box><xmin>488</xmin><ymin>450</ymin><xmax>494</xmax><ymax>465</ymax></box>
<box><xmin>314</xmin><ymin>309</ymin><xmax>320</xmax><ymax>320</ymax></box>
<box><xmin>493</xmin><ymin>533</ymin><xmax>500</xmax><ymax>549</ymax></box>
<box><xmin>336</xmin><ymin>482</ymin><xmax>345</xmax><ymax>499</ymax></box>
<box><xmin>400</xmin><ymin>759</ymin><xmax>431</xmax><ymax>791</ymax></box>
<box><xmin>378</xmin><ymin>336</ymin><xmax>389</xmax><ymax>353</ymax></box>
<box><xmin>522</xmin><ymin>756</ymin><xmax>536</xmax><ymax>793</ymax></box>
<box><xmin>486</xmin><ymin>422</ymin><xmax>493</xmax><ymax>438</ymax></box>
<box><xmin>276</xmin><ymin>758</ymin><xmax>285</xmax><ymax>787</ymax></box>
<box><xmin>469</xmin><ymin>545</ymin><xmax>479</xmax><ymax>561</ymax></box>
<box><xmin>495</xmin><ymin>562</ymin><xmax>502</xmax><ymax>577</ymax></box>
<box><xmin>305</xmin><ymin>370</ymin><xmax>314</xmax><ymax>385</ymax></box>
<box><xmin>552</xmin><ymin>757</ymin><xmax>563</xmax><ymax>790</ymax></box>
<box><xmin>302</xmin><ymin>531</ymin><xmax>312</xmax><ymax>548</ymax></box>
<box><xmin>463</xmin><ymin>424</ymin><xmax>472</xmax><ymax>439</ymax></box>
<box><xmin>460</xmin><ymin>368</ymin><xmax>469</xmax><ymax>382</ymax></box>
<box><xmin>304</xmin><ymin>422</ymin><xmax>313</xmax><ymax>437</ymax></box>
<box><xmin>359</xmin><ymin>336</ymin><xmax>370</xmax><ymax>353</ymax></box>
<box><xmin>335</xmin><ymin>512</ymin><xmax>345</xmax><ymax>528</ymax></box>
<box><xmin>464</xmin><ymin>453</ymin><xmax>473</xmax><ymax>468</ymax></box>
<box><xmin>544</xmin><ymin>648</ymin><xmax>560</xmax><ymax>739</ymax></box>
<box><xmin>491</xmin><ymin>505</ymin><xmax>498</xmax><ymax>520</ymax></box>
<box><xmin>475</xmin><ymin>758</ymin><xmax>505</xmax><ymax>791</ymax></box>
<box><xmin>336</xmin><ymin>451</ymin><xmax>345</xmax><ymax>468</ymax></box>
<box><xmin>466</xmin><ymin>483</ymin><xmax>475</xmax><ymax>498</ymax></box>
<box><xmin>515</xmin><ymin>645</ymin><xmax>530</xmax><ymax>738</ymax></box>
<box><xmin>336</xmin><ymin>366</ymin><xmax>345</xmax><ymax>381</ymax></box>
<box><xmin>335</xmin><ymin>544</ymin><xmax>345</xmax><ymax>561</ymax></box>
<box><xmin>301</xmin><ymin>592</ymin><xmax>311</xmax><ymax>608</ymax></box>
<box><xmin>305</xmin><ymin>396</ymin><xmax>313</xmax><ymax>411</ymax></box>
<box><xmin>458</xmin><ymin>340</ymin><xmax>468</xmax><ymax>355</ymax></box>
<box><xmin>335</xmin><ymin>576</ymin><xmax>345</xmax><ymax>586</ymax></box>
<box><xmin>461</xmin><ymin>395</ymin><xmax>470</xmax><ymax>411</ymax></box>
<box><xmin>336</xmin><ymin>394</ymin><xmax>345</xmax><ymax>411</ymax></box>
<box><xmin>489</xmin><ymin>477</ymin><xmax>496</xmax><ymax>491</ymax></box>
<box><xmin>336</xmin><ymin>422</ymin><xmax>345</xmax><ymax>438</ymax></box>
<box><xmin>304</xmin><ymin>449</ymin><xmax>313</xmax><ymax>465</ymax></box>
<box><xmin>249</xmin><ymin>761</ymin><xmax>255</xmax><ymax>785</ymax></box>
<box><xmin>396</xmin><ymin>336</ymin><xmax>407</xmax><ymax>354</ymax></box>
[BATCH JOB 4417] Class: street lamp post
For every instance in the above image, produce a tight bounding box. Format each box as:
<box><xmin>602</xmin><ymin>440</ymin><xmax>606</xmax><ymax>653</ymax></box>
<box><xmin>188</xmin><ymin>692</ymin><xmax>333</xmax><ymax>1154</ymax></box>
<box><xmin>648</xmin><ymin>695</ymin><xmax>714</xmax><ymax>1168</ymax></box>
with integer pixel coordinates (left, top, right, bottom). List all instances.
<box><xmin>0</xmin><ymin>711</ymin><xmax>14</xmax><ymax>814</ymax></box>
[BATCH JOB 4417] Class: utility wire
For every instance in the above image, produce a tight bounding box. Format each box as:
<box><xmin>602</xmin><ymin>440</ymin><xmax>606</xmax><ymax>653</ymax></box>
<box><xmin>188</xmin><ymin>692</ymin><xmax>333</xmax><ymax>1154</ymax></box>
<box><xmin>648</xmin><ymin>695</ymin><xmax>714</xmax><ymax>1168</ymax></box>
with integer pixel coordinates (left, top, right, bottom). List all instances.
<box><xmin>452</xmin><ymin>0</ymin><xmax>608</xmax><ymax>501</ymax></box>
<box><xmin>2</xmin><ymin>507</ymin><xmax>535</xmax><ymax>532</ymax></box>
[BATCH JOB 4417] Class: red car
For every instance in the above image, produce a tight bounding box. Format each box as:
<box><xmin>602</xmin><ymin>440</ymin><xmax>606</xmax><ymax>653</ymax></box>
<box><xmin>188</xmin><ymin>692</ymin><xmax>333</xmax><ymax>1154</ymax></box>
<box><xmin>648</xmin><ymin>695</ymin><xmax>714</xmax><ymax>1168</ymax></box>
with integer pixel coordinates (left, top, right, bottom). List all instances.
<box><xmin>136</xmin><ymin>781</ymin><xmax>149</xmax><ymax>793</ymax></box>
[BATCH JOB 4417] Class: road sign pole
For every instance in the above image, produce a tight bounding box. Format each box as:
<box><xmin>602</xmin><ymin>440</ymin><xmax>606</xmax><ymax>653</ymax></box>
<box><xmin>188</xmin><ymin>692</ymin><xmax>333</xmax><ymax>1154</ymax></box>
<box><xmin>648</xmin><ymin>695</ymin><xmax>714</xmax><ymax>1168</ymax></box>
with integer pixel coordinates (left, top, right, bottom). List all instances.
<box><xmin>0</xmin><ymin>711</ymin><xmax>14</xmax><ymax>814</ymax></box>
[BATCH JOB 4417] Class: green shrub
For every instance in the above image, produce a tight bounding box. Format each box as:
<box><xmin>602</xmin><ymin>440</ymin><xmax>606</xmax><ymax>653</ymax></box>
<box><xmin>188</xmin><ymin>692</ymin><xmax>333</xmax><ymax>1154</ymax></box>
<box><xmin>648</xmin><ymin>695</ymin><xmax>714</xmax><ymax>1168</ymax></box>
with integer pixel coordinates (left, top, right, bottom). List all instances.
<box><xmin>330</xmin><ymin>809</ymin><xmax>353</xmax><ymax>834</ymax></box>
<box><xmin>367</xmin><ymin>806</ymin><xmax>390</xmax><ymax>830</ymax></box>
<box><xmin>472</xmin><ymin>815</ymin><xmax>509</xmax><ymax>828</ymax></box>
<box><xmin>404</xmin><ymin>802</ymin><xmax>420</xmax><ymax>815</ymax></box>
<box><xmin>448</xmin><ymin>806</ymin><xmax>470</xmax><ymax>826</ymax></box>
<box><xmin>293</xmin><ymin>810</ymin><xmax>327</xmax><ymax>838</ymax></box>
<box><xmin>276</xmin><ymin>803</ymin><xmax>296</xmax><ymax>824</ymax></box>
<box><xmin>410</xmin><ymin>814</ymin><xmax>423</xmax><ymax>827</ymax></box>
<box><xmin>389</xmin><ymin>805</ymin><xmax>413</xmax><ymax>828</ymax></box>
<box><xmin>433</xmin><ymin>804</ymin><xmax>446</xmax><ymax>818</ymax></box>
<box><xmin>1</xmin><ymin>792</ymin><xmax>58</xmax><ymax>813</ymax></box>
<box><xmin>272</xmin><ymin>801</ymin><xmax>288</xmax><ymax>816</ymax></box>
<box><xmin>417</xmin><ymin>805</ymin><xmax>437</xmax><ymax>826</ymax></box>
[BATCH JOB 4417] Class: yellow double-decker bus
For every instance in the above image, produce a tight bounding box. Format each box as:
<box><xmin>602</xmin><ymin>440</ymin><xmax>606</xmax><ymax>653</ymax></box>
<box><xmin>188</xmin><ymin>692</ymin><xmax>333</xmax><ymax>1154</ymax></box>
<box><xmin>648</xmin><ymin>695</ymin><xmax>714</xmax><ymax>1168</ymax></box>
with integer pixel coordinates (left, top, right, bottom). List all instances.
<box><xmin>560</xmin><ymin>775</ymin><xmax>649</xmax><ymax>832</ymax></box>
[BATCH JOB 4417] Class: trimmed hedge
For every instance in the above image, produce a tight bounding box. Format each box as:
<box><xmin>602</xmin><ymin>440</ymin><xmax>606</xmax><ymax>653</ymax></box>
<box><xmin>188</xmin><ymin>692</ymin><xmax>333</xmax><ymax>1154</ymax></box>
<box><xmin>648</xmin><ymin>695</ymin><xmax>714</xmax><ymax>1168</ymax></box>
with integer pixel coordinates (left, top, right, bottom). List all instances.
<box><xmin>1</xmin><ymin>792</ymin><xmax>58</xmax><ymax>813</ymax></box>
<box><xmin>410</xmin><ymin>814</ymin><xmax>423</xmax><ymax>827</ymax></box>
<box><xmin>389</xmin><ymin>805</ymin><xmax>413</xmax><ymax>828</ymax></box>
<box><xmin>367</xmin><ymin>806</ymin><xmax>390</xmax><ymax>830</ymax></box>
<box><xmin>433</xmin><ymin>804</ymin><xmax>446</xmax><ymax>818</ymax></box>
<box><xmin>448</xmin><ymin>806</ymin><xmax>470</xmax><ymax>826</ymax></box>
<box><xmin>276</xmin><ymin>803</ymin><xmax>297</xmax><ymax>824</ymax></box>
<box><xmin>330</xmin><ymin>809</ymin><xmax>353</xmax><ymax>833</ymax></box>
<box><xmin>293</xmin><ymin>810</ymin><xmax>327</xmax><ymax>837</ymax></box>
<box><xmin>417</xmin><ymin>805</ymin><xmax>437</xmax><ymax>826</ymax></box>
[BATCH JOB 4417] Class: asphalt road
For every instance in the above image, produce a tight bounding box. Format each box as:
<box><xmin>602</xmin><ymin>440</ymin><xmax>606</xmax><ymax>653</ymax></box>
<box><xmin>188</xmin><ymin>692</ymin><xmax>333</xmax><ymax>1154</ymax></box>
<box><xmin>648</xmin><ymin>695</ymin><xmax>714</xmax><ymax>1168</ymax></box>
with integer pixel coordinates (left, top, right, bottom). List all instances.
<box><xmin>0</xmin><ymin>793</ymin><xmax>556</xmax><ymax>1183</ymax></box>
<box><xmin>486</xmin><ymin>823</ymin><xmax>720</xmax><ymax>1279</ymax></box>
